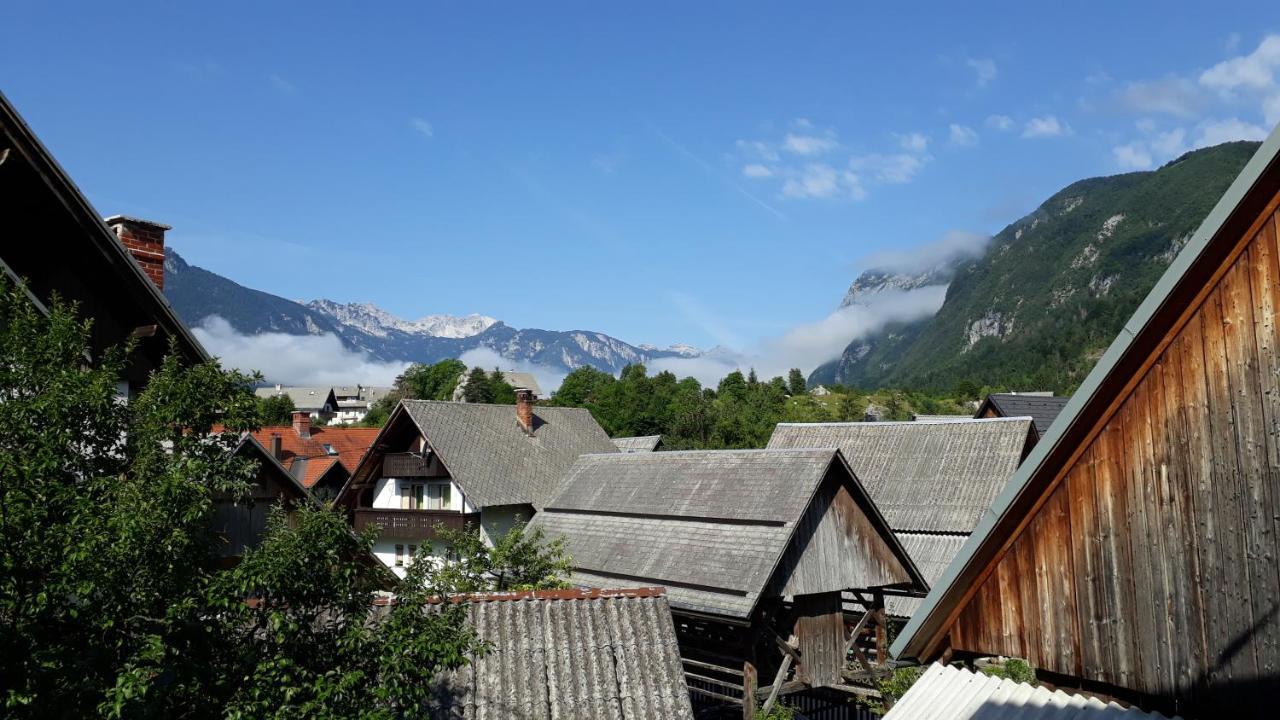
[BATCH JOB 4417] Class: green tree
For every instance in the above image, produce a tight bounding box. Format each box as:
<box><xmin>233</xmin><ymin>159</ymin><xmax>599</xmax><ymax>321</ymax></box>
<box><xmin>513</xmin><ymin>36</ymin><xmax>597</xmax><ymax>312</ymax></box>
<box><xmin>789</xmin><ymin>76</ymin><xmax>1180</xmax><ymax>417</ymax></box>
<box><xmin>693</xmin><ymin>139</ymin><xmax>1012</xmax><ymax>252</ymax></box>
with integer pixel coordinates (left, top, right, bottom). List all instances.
<box><xmin>787</xmin><ymin>368</ymin><xmax>807</xmax><ymax>396</ymax></box>
<box><xmin>488</xmin><ymin>369</ymin><xmax>517</xmax><ymax>405</ymax></box>
<box><xmin>460</xmin><ymin>367</ymin><xmax>494</xmax><ymax>403</ymax></box>
<box><xmin>0</xmin><ymin>279</ymin><xmax>481</xmax><ymax>718</ymax></box>
<box><xmin>257</xmin><ymin>392</ymin><xmax>296</xmax><ymax>424</ymax></box>
<box><xmin>431</xmin><ymin>522</ymin><xmax>571</xmax><ymax>593</ymax></box>
<box><xmin>551</xmin><ymin>366</ymin><xmax>615</xmax><ymax>406</ymax></box>
<box><xmin>398</xmin><ymin>358</ymin><xmax>467</xmax><ymax>401</ymax></box>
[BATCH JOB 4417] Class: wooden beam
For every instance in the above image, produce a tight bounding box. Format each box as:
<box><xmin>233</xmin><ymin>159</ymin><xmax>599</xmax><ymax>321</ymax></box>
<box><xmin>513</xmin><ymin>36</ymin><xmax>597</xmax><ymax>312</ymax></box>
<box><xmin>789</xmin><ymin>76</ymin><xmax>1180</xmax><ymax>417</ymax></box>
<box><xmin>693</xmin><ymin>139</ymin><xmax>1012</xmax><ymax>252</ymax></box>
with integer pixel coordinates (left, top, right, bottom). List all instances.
<box><xmin>682</xmin><ymin>657</ymin><xmax>745</xmax><ymax>676</ymax></box>
<box><xmin>684</xmin><ymin>671</ymin><xmax>744</xmax><ymax>692</ymax></box>
<box><xmin>742</xmin><ymin>661</ymin><xmax>757</xmax><ymax>720</ymax></box>
<box><xmin>758</xmin><ymin>653</ymin><xmax>794</xmax><ymax>716</ymax></box>
<box><xmin>688</xmin><ymin>685</ymin><xmax>742</xmax><ymax>704</ymax></box>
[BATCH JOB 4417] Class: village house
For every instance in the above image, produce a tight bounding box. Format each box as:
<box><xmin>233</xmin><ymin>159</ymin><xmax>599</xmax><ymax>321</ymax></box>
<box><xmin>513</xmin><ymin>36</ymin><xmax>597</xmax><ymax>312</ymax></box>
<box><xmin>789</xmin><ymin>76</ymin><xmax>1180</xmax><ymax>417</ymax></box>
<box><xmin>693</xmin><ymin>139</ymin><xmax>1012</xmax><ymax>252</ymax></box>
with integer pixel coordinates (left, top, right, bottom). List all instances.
<box><xmin>890</xmin><ymin>121</ymin><xmax>1280</xmax><ymax>718</ymax></box>
<box><xmin>973</xmin><ymin>391</ymin><xmax>1070</xmax><ymax>444</ymax></box>
<box><xmin>0</xmin><ymin>92</ymin><xmax>206</xmax><ymax>396</ymax></box>
<box><xmin>331</xmin><ymin>384</ymin><xmax>394</xmax><ymax>424</ymax></box>
<box><xmin>422</xmin><ymin>587</ymin><xmax>694</xmax><ymax>719</ymax></box>
<box><xmin>247</xmin><ymin>411</ymin><xmax>381</xmax><ymax>501</ymax></box>
<box><xmin>766</xmin><ymin>417</ymin><xmax>1035</xmax><ymax>619</ymax></box>
<box><xmin>532</xmin><ymin>448</ymin><xmax>926</xmax><ymax>717</ymax></box>
<box><xmin>254</xmin><ymin>384</ymin><xmax>339</xmax><ymax>422</ymax></box>
<box><xmin>451</xmin><ymin>369</ymin><xmax>543</xmax><ymax>401</ymax></box>
<box><xmin>337</xmin><ymin>391</ymin><xmax>617</xmax><ymax>576</ymax></box>
<box><xmin>611</xmin><ymin>434</ymin><xmax>663</xmax><ymax>452</ymax></box>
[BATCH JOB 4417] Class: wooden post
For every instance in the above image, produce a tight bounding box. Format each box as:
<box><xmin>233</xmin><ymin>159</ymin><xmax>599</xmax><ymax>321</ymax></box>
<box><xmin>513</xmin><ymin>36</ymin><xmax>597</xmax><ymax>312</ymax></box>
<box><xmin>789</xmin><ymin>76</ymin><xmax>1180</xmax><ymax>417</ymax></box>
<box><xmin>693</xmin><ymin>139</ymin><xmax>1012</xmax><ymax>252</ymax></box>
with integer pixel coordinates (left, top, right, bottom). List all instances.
<box><xmin>873</xmin><ymin>590</ymin><xmax>887</xmax><ymax>667</ymax></box>
<box><xmin>759</xmin><ymin>653</ymin><xmax>794</xmax><ymax>716</ymax></box>
<box><xmin>743</xmin><ymin>660</ymin><xmax>757</xmax><ymax>720</ymax></box>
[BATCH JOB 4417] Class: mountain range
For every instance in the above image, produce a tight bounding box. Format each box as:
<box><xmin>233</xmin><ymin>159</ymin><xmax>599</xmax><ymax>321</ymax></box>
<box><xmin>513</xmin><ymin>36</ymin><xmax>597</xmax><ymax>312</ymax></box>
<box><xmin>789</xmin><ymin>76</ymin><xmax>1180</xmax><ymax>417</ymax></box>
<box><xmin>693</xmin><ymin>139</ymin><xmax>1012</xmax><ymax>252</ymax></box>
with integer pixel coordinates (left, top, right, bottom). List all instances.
<box><xmin>162</xmin><ymin>249</ymin><xmax>701</xmax><ymax>378</ymax></box>
<box><xmin>810</xmin><ymin>140</ymin><xmax>1261</xmax><ymax>393</ymax></box>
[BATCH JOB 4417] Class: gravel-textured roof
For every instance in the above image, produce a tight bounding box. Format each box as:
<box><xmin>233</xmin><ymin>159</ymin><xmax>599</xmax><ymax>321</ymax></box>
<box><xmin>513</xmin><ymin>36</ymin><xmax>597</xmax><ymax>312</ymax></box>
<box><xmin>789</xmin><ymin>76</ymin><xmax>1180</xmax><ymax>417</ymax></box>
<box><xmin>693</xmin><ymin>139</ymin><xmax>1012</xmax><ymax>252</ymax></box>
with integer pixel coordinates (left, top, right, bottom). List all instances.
<box><xmin>428</xmin><ymin>588</ymin><xmax>693</xmax><ymax>720</ymax></box>
<box><xmin>535</xmin><ymin>449</ymin><xmax>920</xmax><ymax>620</ymax></box>
<box><xmin>611</xmin><ymin>435</ymin><xmax>662</xmax><ymax>453</ymax></box>
<box><xmin>766</xmin><ymin>418</ymin><xmax>1032</xmax><ymax>534</ymax></box>
<box><xmin>977</xmin><ymin>393</ymin><xmax>1071</xmax><ymax>437</ymax></box>
<box><xmin>884</xmin><ymin>663</ymin><xmax>1180</xmax><ymax>719</ymax></box>
<box><xmin>401</xmin><ymin>400</ymin><xmax>617</xmax><ymax>509</ymax></box>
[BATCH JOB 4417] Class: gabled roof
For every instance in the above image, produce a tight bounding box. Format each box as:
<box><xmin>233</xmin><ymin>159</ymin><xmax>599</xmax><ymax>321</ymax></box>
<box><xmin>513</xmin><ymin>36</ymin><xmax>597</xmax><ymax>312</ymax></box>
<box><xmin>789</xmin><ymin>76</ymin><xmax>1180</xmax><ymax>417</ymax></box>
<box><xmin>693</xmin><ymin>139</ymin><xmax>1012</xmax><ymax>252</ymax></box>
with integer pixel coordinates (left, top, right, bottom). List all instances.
<box><xmin>0</xmin><ymin>91</ymin><xmax>207</xmax><ymax>370</ymax></box>
<box><xmin>247</xmin><ymin>425</ymin><xmax>380</xmax><ymax>488</ymax></box>
<box><xmin>611</xmin><ymin>434</ymin><xmax>662</xmax><ymax>452</ymax></box>
<box><xmin>347</xmin><ymin>400</ymin><xmax>617</xmax><ymax>509</ymax></box>
<box><xmin>534</xmin><ymin>449</ymin><xmax>924</xmax><ymax>621</ymax></box>
<box><xmin>975</xmin><ymin>392</ymin><xmax>1071</xmax><ymax>437</ymax></box>
<box><xmin>767</xmin><ymin>418</ymin><xmax>1034</xmax><ymax>534</ymax></box>
<box><xmin>253</xmin><ymin>386</ymin><xmax>338</xmax><ymax>411</ymax></box>
<box><xmin>883</xmin><ymin>664</ymin><xmax>1180</xmax><ymax>720</ymax></box>
<box><xmin>426</xmin><ymin>587</ymin><xmax>693</xmax><ymax>719</ymax></box>
<box><xmin>891</xmin><ymin>124</ymin><xmax>1280</xmax><ymax>663</ymax></box>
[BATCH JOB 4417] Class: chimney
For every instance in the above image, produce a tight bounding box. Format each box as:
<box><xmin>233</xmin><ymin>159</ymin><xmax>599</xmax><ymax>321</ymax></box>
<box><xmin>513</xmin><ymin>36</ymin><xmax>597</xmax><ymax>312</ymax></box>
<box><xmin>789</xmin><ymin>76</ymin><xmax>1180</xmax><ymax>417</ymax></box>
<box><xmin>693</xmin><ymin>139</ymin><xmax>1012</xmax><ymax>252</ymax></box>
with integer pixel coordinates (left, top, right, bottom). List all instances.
<box><xmin>515</xmin><ymin>388</ymin><xmax>535</xmax><ymax>434</ymax></box>
<box><xmin>292</xmin><ymin>411</ymin><xmax>311</xmax><ymax>439</ymax></box>
<box><xmin>269</xmin><ymin>433</ymin><xmax>282</xmax><ymax>460</ymax></box>
<box><xmin>104</xmin><ymin>216</ymin><xmax>170</xmax><ymax>291</ymax></box>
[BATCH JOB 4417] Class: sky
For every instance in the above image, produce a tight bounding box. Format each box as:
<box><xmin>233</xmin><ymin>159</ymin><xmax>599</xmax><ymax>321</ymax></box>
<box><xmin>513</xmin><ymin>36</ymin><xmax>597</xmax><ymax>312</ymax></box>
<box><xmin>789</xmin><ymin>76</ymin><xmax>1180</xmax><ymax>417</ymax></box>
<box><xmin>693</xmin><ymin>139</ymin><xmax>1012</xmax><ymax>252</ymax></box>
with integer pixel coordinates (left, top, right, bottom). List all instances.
<box><xmin>4</xmin><ymin>2</ymin><xmax>1279</xmax><ymax>370</ymax></box>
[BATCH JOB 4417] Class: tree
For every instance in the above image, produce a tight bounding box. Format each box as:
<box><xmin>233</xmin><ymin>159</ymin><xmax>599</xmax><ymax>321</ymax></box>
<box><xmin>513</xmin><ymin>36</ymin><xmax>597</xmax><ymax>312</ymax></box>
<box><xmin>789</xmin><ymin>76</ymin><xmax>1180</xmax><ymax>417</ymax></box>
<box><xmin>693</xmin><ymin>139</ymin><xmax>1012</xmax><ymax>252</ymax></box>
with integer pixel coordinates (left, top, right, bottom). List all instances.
<box><xmin>551</xmin><ymin>366</ymin><xmax>614</xmax><ymax>407</ymax></box>
<box><xmin>430</xmin><ymin>522</ymin><xmax>571</xmax><ymax>594</ymax></box>
<box><xmin>488</xmin><ymin>369</ymin><xmax>517</xmax><ymax>405</ymax></box>
<box><xmin>397</xmin><ymin>358</ymin><xmax>467</xmax><ymax>401</ymax></box>
<box><xmin>787</xmin><ymin>368</ymin><xmax>807</xmax><ymax>396</ymax></box>
<box><xmin>460</xmin><ymin>367</ymin><xmax>493</xmax><ymax>403</ymax></box>
<box><xmin>0</xmin><ymin>279</ymin><xmax>482</xmax><ymax>718</ymax></box>
<box><xmin>257</xmin><ymin>392</ymin><xmax>296</xmax><ymax>424</ymax></box>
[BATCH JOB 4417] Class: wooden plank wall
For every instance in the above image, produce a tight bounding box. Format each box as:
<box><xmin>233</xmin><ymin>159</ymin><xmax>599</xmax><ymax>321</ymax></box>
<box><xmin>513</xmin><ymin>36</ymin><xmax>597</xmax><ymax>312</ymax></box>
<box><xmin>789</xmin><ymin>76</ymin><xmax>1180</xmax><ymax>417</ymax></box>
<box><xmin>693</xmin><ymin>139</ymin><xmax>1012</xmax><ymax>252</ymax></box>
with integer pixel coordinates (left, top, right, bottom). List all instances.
<box><xmin>948</xmin><ymin>202</ymin><xmax>1280</xmax><ymax>713</ymax></box>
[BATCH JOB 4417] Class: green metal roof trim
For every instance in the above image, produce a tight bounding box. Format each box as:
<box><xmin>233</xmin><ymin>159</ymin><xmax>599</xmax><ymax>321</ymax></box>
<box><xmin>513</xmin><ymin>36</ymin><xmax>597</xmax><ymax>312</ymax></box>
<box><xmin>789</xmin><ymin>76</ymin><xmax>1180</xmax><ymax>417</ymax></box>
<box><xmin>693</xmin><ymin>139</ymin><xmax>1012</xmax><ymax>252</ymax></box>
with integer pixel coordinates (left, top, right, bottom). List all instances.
<box><xmin>891</xmin><ymin>121</ymin><xmax>1280</xmax><ymax>661</ymax></box>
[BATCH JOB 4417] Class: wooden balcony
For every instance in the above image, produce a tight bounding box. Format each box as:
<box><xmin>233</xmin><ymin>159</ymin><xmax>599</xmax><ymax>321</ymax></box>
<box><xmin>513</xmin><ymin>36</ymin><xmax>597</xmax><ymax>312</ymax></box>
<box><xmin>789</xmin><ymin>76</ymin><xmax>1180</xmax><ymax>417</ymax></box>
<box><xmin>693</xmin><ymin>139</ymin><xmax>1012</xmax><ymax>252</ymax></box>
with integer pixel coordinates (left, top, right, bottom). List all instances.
<box><xmin>353</xmin><ymin>508</ymin><xmax>480</xmax><ymax>538</ymax></box>
<box><xmin>382</xmin><ymin>452</ymin><xmax>443</xmax><ymax>477</ymax></box>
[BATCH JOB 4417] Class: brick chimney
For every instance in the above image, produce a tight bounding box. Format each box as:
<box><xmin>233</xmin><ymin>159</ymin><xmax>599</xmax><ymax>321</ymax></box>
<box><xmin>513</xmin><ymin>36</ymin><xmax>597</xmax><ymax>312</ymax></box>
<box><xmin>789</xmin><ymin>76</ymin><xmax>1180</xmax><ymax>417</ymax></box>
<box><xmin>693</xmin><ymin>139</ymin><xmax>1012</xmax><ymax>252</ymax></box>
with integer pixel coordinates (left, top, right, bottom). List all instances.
<box><xmin>292</xmin><ymin>411</ymin><xmax>311</xmax><ymax>439</ymax></box>
<box><xmin>269</xmin><ymin>433</ymin><xmax>283</xmax><ymax>460</ymax></box>
<box><xmin>105</xmin><ymin>215</ymin><xmax>170</xmax><ymax>291</ymax></box>
<box><xmin>515</xmin><ymin>388</ymin><xmax>535</xmax><ymax>434</ymax></box>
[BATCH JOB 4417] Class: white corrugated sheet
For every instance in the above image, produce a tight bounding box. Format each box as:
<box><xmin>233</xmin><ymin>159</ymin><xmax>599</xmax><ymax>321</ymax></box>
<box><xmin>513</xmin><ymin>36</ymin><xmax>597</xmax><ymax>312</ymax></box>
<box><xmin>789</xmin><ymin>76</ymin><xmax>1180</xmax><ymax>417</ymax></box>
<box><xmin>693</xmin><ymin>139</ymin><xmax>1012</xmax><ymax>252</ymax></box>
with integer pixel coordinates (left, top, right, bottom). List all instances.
<box><xmin>884</xmin><ymin>664</ymin><xmax>1181</xmax><ymax>720</ymax></box>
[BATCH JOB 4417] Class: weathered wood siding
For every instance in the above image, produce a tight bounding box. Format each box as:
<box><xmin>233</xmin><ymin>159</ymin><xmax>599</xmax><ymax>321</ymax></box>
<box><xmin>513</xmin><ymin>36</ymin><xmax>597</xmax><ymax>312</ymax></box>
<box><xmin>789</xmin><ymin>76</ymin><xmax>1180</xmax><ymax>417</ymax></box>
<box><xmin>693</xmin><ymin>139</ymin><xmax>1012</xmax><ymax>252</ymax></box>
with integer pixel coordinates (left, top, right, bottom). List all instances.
<box><xmin>795</xmin><ymin>592</ymin><xmax>846</xmax><ymax>688</ymax></box>
<box><xmin>948</xmin><ymin>200</ymin><xmax>1280</xmax><ymax>710</ymax></box>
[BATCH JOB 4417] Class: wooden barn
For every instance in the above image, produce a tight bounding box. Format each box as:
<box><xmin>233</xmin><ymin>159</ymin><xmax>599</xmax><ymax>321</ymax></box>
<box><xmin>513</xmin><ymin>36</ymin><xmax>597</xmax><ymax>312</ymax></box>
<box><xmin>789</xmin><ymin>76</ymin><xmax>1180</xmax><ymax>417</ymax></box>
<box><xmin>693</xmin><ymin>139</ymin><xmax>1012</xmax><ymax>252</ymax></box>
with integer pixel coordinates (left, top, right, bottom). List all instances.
<box><xmin>766</xmin><ymin>418</ymin><xmax>1035</xmax><ymax>619</ymax></box>
<box><xmin>532</xmin><ymin>449</ymin><xmax>926</xmax><ymax>717</ymax></box>
<box><xmin>892</xmin><ymin>124</ymin><xmax>1280</xmax><ymax>717</ymax></box>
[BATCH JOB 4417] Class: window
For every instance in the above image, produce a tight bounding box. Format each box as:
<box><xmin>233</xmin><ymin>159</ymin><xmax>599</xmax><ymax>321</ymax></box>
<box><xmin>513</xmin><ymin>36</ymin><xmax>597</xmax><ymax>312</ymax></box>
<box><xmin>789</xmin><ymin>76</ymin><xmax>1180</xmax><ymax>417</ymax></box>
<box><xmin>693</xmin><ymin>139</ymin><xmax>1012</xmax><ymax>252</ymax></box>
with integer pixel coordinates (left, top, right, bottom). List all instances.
<box><xmin>394</xmin><ymin>544</ymin><xmax>404</xmax><ymax>567</ymax></box>
<box><xmin>405</xmin><ymin>482</ymin><xmax>451</xmax><ymax>510</ymax></box>
<box><xmin>322</xmin><ymin>443</ymin><xmax>337</xmax><ymax>456</ymax></box>
<box><xmin>408</xmin><ymin>545</ymin><xmax>417</xmax><ymax>565</ymax></box>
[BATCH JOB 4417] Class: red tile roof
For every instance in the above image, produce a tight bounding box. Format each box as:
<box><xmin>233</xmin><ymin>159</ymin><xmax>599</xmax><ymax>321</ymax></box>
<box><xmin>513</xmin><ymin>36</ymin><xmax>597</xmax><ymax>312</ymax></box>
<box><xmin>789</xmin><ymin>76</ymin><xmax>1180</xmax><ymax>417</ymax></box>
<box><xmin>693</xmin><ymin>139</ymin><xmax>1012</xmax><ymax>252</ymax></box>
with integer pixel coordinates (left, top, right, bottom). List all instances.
<box><xmin>248</xmin><ymin>425</ymin><xmax>381</xmax><ymax>488</ymax></box>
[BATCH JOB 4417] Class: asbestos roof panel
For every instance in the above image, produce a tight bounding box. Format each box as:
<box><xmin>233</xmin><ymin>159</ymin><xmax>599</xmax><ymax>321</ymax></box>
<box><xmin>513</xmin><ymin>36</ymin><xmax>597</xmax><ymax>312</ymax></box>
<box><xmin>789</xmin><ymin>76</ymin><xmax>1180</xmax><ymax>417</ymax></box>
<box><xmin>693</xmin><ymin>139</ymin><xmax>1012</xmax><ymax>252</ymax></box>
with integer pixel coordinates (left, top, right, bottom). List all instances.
<box><xmin>883</xmin><ymin>663</ymin><xmax>1180</xmax><ymax>719</ymax></box>
<box><xmin>430</xmin><ymin>592</ymin><xmax>693</xmax><ymax>720</ymax></box>
<box><xmin>887</xmin><ymin>533</ymin><xmax>970</xmax><ymax>618</ymax></box>
<box><xmin>401</xmin><ymin>400</ymin><xmax>618</xmax><ymax>509</ymax></box>
<box><xmin>766</xmin><ymin>418</ymin><xmax>1031</xmax><ymax>534</ymax></box>
<box><xmin>612</xmin><ymin>435</ymin><xmax>663</xmax><ymax>452</ymax></box>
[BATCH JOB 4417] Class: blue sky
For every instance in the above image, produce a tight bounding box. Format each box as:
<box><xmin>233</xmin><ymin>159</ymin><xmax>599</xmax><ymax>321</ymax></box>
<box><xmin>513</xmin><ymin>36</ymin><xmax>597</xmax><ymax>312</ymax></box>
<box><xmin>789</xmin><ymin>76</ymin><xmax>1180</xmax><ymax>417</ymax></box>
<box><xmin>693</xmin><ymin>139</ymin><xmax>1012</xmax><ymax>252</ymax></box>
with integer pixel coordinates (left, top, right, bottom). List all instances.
<box><xmin>3</xmin><ymin>2</ymin><xmax>1279</xmax><ymax>361</ymax></box>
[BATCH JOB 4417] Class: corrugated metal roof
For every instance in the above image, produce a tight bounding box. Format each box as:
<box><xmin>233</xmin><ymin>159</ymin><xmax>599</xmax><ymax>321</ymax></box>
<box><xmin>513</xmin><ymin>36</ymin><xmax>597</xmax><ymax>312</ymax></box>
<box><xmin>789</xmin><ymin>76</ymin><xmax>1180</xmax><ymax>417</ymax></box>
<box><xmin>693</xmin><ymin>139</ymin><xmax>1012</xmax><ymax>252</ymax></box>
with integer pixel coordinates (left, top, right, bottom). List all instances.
<box><xmin>535</xmin><ymin>449</ymin><xmax>922</xmax><ymax>621</ymax></box>
<box><xmin>429</xmin><ymin>588</ymin><xmax>694</xmax><ymax>719</ymax></box>
<box><xmin>611</xmin><ymin>435</ymin><xmax>662</xmax><ymax>452</ymax></box>
<box><xmin>884</xmin><ymin>663</ymin><xmax>1179</xmax><ymax>719</ymax></box>
<box><xmin>977</xmin><ymin>393</ymin><xmax>1071</xmax><ymax>437</ymax></box>
<box><xmin>766</xmin><ymin>418</ymin><xmax>1032</xmax><ymax>534</ymax></box>
<box><xmin>401</xmin><ymin>400</ymin><xmax>618</xmax><ymax>509</ymax></box>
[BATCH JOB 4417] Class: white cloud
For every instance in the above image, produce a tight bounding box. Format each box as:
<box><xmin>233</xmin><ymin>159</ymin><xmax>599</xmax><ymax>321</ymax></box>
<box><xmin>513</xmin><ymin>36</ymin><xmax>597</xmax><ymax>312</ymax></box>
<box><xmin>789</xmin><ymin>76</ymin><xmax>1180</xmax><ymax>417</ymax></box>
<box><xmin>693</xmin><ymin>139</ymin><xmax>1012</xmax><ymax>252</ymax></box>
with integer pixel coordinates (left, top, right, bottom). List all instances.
<box><xmin>736</xmin><ymin>139</ymin><xmax>781</xmax><ymax>162</ymax></box>
<box><xmin>1194</xmin><ymin>117</ymin><xmax>1270</xmax><ymax>147</ymax></box>
<box><xmin>193</xmin><ymin>316</ymin><xmax>409</xmax><ymax>386</ymax></box>
<box><xmin>985</xmin><ymin>114</ymin><xmax>1014</xmax><ymax>131</ymax></box>
<box><xmin>949</xmin><ymin>124</ymin><xmax>979</xmax><ymax>146</ymax></box>
<box><xmin>410</xmin><ymin>117</ymin><xmax>434</xmax><ymax>138</ymax></box>
<box><xmin>652</xmin><ymin>286</ymin><xmax>949</xmax><ymax>384</ymax></box>
<box><xmin>1021</xmin><ymin>115</ymin><xmax>1069</xmax><ymax>138</ymax></box>
<box><xmin>1150</xmin><ymin>127</ymin><xmax>1187</xmax><ymax>156</ymax></box>
<box><xmin>1113</xmin><ymin>143</ymin><xmax>1153</xmax><ymax>170</ymax></box>
<box><xmin>781</xmin><ymin>164</ymin><xmax>865</xmax><ymax>200</ymax></box>
<box><xmin>1199</xmin><ymin>35</ymin><xmax>1280</xmax><ymax>92</ymax></box>
<box><xmin>966</xmin><ymin>57</ymin><xmax>998</xmax><ymax>88</ymax></box>
<box><xmin>782</xmin><ymin>132</ymin><xmax>838</xmax><ymax>155</ymax></box>
<box><xmin>859</xmin><ymin>230</ymin><xmax>992</xmax><ymax>274</ymax></box>
<box><xmin>456</xmin><ymin>347</ymin><xmax>567</xmax><ymax>396</ymax></box>
<box><xmin>1116</xmin><ymin>77</ymin><xmax>1205</xmax><ymax>118</ymax></box>
<box><xmin>268</xmin><ymin>74</ymin><xmax>297</xmax><ymax>94</ymax></box>
<box><xmin>897</xmin><ymin>132</ymin><xmax>930</xmax><ymax>152</ymax></box>
<box><xmin>1266</xmin><ymin>94</ymin><xmax>1280</xmax><ymax>126</ymax></box>
<box><xmin>851</xmin><ymin>153</ymin><xmax>926</xmax><ymax>184</ymax></box>
<box><xmin>741</xmin><ymin>163</ymin><xmax>773</xmax><ymax>178</ymax></box>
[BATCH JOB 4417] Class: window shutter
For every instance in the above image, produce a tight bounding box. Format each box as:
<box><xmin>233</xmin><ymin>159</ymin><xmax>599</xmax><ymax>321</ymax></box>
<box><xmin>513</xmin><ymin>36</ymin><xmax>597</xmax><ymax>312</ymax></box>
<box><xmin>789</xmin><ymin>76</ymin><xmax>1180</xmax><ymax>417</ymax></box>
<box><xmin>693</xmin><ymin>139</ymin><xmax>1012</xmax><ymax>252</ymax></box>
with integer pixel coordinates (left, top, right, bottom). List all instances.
<box><xmin>395</xmin><ymin>544</ymin><xmax>404</xmax><ymax>567</ymax></box>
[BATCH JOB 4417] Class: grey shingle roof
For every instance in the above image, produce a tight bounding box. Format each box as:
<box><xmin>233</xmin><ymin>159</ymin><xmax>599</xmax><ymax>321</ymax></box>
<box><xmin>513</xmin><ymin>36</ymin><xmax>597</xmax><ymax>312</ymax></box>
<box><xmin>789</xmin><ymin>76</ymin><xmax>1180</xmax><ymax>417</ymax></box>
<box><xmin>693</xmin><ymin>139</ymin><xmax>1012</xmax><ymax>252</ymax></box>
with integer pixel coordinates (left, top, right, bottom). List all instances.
<box><xmin>766</xmin><ymin>418</ymin><xmax>1032</xmax><ymax>534</ymax></box>
<box><xmin>253</xmin><ymin>386</ymin><xmax>336</xmax><ymax>411</ymax></box>
<box><xmin>535</xmin><ymin>449</ymin><xmax>921</xmax><ymax>620</ymax></box>
<box><xmin>401</xmin><ymin>400</ymin><xmax>617</xmax><ymax>509</ymax></box>
<box><xmin>428</xmin><ymin>588</ymin><xmax>693</xmax><ymax>720</ymax></box>
<box><xmin>611</xmin><ymin>435</ymin><xmax>662</xmax><ymax>452</ymax></box>
<box><xmin>883</xmin><ymin>663</ymin><xmax>1180</xmax><ymax>719</ymax></box>
<box><xmin>976</xmin><ymin>393</ymin><xmax>1071</xmax><ymax>437</ymax></box>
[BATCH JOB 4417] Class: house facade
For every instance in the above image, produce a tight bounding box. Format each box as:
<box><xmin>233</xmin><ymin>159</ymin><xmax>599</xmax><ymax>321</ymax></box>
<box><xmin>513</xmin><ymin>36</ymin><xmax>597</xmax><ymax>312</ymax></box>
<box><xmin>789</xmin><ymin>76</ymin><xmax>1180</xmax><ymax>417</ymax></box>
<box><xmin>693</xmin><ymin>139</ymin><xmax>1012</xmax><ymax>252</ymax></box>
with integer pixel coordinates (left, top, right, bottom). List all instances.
<box><xmin>254</xmin><ymin>385</ymin><xmax>339</xmax><ymax>421</ymax></box>
<box><xmin>338</xmin><ymin>391</ymin><xmax>617</xmax><ymax>577</ymax></box>
<box><xmin>247</xmin><ymin>411</ymin><xmax>380</xmax><ymax>501</ymax></box>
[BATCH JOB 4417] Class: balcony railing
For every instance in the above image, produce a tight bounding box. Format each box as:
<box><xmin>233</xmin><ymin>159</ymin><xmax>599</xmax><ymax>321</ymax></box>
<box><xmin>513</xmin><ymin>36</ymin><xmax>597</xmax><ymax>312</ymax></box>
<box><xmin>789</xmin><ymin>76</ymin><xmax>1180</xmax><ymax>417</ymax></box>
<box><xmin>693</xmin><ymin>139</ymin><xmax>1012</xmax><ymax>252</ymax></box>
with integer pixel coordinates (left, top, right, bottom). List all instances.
<box><xmin>353</xmin><ymin>508</ymin><xmax>480</xmax><ymax>538</ymax></box>
<box><xmin>382</xmin><ymin>452</ymin><xmax>445</xmax><ymax>477</ymax></box>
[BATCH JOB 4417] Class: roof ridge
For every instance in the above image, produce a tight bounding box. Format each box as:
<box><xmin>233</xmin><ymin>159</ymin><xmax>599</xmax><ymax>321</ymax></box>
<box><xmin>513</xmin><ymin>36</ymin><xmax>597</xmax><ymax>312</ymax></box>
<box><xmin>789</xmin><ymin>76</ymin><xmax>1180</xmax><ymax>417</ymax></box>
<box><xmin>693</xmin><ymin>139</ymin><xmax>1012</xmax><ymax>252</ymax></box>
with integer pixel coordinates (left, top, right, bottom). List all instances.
<box><xmin>577</xmin><ymin>447</ymin><xmax>838</xmax><ymax>458</ymax></box>
<box><xmin>420</xmin><ymin>586</ymin><xmax>666</xmax><ymax>605</ymax></box>
<box><xmin>775</xmin><ymin>416</ymin><xmax>1032</xmax><ymax>427</ymax></box>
